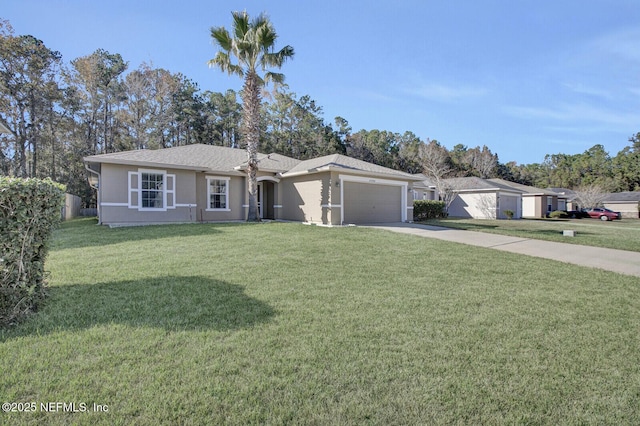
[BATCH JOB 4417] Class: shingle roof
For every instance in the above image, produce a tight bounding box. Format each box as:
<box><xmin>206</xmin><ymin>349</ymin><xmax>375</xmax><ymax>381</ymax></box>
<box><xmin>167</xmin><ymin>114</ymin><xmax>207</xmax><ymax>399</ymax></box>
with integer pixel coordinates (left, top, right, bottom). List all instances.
<box><xmin>237</xmin><ymin>152</ymin><xmax>302</xmax><ymax>173</ymax></box>
<box><xmin>281</xmin><ymin>154</ymin><xmax>419</xmax><ymax>179</ymax></box>
<box><xmin>444</xmin><ymin>177</ymin><xmax>524</xmax><ymax>192</ymax></box>
<box><xmin>488</xmin><ymin>178</ymin><xmax>561</xmax><ymax>196</ymax></box>
<box><xmin>84</xmin><ymin>144</ymin><xmax>299</xmax><ymax>174</ymax></box>
<box><xmin>85</xmin><ymin>144</ymin><xmax>419</xmax><ymax>180</ymax></box>
<box><xmin>412</xmin><ymin>173</ymin><xmax>437</xmax><ymax>188</ymax></box>
<box><xmin>603</xmin><ymin>191</ymin><xmax>640</xmax><ymax>202</ymax></box>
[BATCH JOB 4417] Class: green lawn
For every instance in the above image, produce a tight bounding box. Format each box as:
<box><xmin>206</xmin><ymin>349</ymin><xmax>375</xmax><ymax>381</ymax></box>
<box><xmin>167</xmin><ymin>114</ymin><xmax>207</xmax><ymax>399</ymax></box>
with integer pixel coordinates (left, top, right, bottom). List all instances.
<box><xmin>1</xmin><ymin>218</ymin><xmax>640</xmax><ymax>425</ymax></box>
<box><xmin>422</xmin><ymin>217</ymin><xmax>640</xmax><ymax>252</ymax></box>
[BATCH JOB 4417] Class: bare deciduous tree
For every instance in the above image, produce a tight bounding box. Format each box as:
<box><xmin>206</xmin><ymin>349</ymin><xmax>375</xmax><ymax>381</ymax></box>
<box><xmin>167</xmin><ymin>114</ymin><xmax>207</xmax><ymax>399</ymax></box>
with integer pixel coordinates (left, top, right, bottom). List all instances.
<box><xmin>574</xmin><ymin>183</ymin><xmax>607</xmax><ymax>209</ymax></box>
<box><xmin>418</xmin><ymin>140</ymin><xmax>457</xmax><ymax>212</ymax></box>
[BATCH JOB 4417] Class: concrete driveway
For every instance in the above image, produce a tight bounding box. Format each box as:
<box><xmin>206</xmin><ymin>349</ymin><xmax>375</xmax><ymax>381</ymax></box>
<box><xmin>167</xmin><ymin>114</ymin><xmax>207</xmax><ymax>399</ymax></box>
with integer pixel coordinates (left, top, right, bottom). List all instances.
<box><xmin>363</xmin><ymin>222</ymin><xmax>640</xmax><ymax>278</ymax></box>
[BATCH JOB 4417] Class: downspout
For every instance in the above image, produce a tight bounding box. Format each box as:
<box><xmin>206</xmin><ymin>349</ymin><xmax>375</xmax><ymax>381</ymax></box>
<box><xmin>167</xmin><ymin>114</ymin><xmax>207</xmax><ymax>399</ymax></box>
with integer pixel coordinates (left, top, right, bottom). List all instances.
<box><xmin>84</xmin><ymin>163</ymin><xmax>102</xmax><ymax>225</ymax></box>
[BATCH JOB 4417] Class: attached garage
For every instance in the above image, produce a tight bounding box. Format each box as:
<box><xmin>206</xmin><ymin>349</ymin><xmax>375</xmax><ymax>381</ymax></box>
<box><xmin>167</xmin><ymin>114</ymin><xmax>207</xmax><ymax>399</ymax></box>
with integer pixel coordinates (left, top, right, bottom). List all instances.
<box><xmin>498</xmin><ymin>193</ymin><xmax>520</xmax><ymax>219</ymax></box>
<box><xmin>340</xmin><ymin>175</ymin><xmax>407</xmax><ymax>224</ymax></box>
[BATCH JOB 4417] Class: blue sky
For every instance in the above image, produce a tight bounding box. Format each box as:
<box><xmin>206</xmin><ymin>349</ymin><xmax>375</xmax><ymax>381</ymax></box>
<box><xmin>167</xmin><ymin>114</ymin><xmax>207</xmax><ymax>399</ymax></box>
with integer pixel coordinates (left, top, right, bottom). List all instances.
<box><xmin>4</xmin><ymin>0</ymin><xmax>640</xmax><ymax>164</ymax></box>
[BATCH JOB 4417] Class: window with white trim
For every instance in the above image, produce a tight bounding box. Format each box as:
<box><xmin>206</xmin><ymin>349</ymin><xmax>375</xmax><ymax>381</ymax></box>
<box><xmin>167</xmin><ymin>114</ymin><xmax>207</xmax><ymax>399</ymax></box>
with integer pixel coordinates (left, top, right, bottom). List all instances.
<box><xmin>207</xmin><ymin>177</ymin><xmax>230</xmax><ymax>210</ymax></box>
<box><xmin>128</xmin><ymin>169</ymin><xmax>176</xmax><ymax>211</ymax></box>
<box><xmin>141</xmin><ymin>172</ymin><xmax>164</xmax><ymax>209</ymax></box>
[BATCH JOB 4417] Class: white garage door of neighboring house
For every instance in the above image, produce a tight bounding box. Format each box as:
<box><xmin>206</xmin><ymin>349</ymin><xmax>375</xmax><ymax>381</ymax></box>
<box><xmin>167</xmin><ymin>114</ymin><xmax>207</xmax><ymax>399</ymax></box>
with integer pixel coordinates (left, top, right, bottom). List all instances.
<box><xmin>522</xmin><ymin>197</ymin><xmax>536</xmax><ymax>218</ymax></box>
<box><xmin>342</xmin><ymin>181</ymin><xmax>403</xmax><ymax>224</ymax></box>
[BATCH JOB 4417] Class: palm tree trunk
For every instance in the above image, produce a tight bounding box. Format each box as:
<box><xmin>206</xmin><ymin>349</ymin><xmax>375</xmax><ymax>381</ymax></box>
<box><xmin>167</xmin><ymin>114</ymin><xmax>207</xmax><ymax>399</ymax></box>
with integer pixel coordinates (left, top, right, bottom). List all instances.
<box><xmin>242</xmin><ymin>71</ymin><xmax>261</xmax><ymax>222</ymax></box>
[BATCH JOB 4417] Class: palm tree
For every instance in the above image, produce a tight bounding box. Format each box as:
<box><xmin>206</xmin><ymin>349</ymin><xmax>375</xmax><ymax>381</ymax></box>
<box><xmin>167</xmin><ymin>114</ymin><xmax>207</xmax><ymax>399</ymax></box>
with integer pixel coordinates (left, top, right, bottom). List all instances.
<box><xmin>209</xmin><ymin>11</ymin><xmax>294</xmax><ymax>221</ymax></box>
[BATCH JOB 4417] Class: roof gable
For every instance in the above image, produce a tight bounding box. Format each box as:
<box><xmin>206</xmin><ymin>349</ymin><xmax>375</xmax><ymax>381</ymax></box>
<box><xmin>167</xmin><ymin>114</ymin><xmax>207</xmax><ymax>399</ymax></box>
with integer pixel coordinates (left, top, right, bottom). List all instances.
<box><xmin>282</xmin><ymin>154</ymin><xmax>418</xmax><ymax>179</ymax></box>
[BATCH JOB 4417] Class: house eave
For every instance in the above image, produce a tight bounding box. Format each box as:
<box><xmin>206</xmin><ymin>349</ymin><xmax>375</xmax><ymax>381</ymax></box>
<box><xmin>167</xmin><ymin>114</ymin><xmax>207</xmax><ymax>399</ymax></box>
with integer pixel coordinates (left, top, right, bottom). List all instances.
<box><xmin>522</xmin><ymin>192</ymin><xmax>563</xmax><ymax>197</ymax></box>
<box><xmin>454</xmin><ymin>187</ymin><xmax>523</xmax><ymax>195</ymax></box>
<box><xmin>84</xmin><ymin>157</ymin><xmax>245</xmax><ymax>175</ymax></box>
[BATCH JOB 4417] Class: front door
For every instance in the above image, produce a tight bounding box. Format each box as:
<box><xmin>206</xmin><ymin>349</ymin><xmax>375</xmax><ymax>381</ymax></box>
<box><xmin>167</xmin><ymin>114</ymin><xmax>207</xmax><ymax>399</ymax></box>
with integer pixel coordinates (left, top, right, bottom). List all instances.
<box><xmin>257</xmin><ymin>181</ymin><xmax>275</xmax><ymax>220</ymax></box>
<box><xmin>257</xmin><ymin>183</ymin><xmax>264</xmax><ymax>219</ymax></box>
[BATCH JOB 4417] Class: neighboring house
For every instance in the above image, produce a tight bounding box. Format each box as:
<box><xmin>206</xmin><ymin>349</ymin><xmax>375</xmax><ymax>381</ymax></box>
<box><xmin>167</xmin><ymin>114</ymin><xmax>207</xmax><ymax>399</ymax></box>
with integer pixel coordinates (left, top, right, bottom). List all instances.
<box><xmin>444</xmin><ymin>177</ymin><xmax>524</xmax><ymax>219</ymax></box>
<box><xmin>442</xmin><ymin>177</ymin><xmax>568</xmax><ymax>219</ymax></box>
<box><xmin>83</xmin><ymin>144</ymin><xmax>421</xmax><ymax>226</ymax></box>
<box><xmin>487</xmin><ymin>179</ymin><xmax>566</xmax><ymax>218</ymax></box>
<box><xmin>549</xmin><ymin>188</ymin><xmax>578</xmax><ymax>211</ymax></box>
<box><xmin>602</xmin><ymin>192</ymin><xmax>640</xmax><ymax>219</ymax></box>
<box><xmin>0</xmin><ymin>122</ymin><xmax>10</xmax><ymax>134</ymax></box>
<box><xmin>411</xmin><ymin>173</ymin><xmax>439</xmax><ymax>201</ymax></box>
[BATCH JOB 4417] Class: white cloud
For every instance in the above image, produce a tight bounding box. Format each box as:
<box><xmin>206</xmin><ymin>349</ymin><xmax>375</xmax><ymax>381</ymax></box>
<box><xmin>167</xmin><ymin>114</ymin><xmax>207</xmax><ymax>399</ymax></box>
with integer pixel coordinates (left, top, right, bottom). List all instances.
<box><xmin>562</xmin><ymin>82</ymin><xmax>612</xmax><ymax>99</ymax></box>
<box><xmin>504</xmin><ymin>102</ymin><xmax>639</xmax><ymax>129</ymax></box>
<box><xmin>410</xmin><ymin>83</ymin><xmax>489</xmax><ymax>102</ymax></box>
<box><xmin>354</xmin><ymin>89</ymin><xmax>397</xmax><ymax>103</ymax></box>
<box><xmin>399</xmin><ymin>70</ymin><xmax>489</xmax><ymax>103</ymax></box>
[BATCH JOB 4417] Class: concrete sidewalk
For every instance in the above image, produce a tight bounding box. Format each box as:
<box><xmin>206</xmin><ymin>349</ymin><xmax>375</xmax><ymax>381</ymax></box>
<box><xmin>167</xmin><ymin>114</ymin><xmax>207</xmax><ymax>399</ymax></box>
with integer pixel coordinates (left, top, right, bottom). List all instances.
<box><xmin>363</xmin><ymin>222</ymin><xmax>640</xmax><ymax>278</ymax></box>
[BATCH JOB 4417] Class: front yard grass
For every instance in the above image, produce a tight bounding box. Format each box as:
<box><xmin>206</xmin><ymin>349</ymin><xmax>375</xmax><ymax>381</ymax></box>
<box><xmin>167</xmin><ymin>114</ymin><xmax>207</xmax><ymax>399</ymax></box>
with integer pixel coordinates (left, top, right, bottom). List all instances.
<box><xmin>1</xmin><ymin>218</ymin><xmax>639</xmax><ymax>424</ymax></box>
<box><xmin>423</xmin><ymin>217</ymin><xmax>640</xmax><ymax>252</ymax></box>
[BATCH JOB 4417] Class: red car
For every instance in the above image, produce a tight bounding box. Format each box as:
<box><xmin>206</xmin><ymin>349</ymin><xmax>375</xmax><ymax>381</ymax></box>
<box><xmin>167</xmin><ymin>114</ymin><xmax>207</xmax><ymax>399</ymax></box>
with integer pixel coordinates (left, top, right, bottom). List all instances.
<box><xmin>582</xmin><ymin>207</ymin><xmax>621</xmax><ymax>221</ymax></box>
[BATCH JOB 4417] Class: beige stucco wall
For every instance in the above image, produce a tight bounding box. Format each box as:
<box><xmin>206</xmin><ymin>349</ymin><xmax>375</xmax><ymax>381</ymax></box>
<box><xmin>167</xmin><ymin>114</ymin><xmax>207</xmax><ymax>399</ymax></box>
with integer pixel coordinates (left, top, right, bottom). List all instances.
<box><xmin>604</xmin><ymin>202</ymin><xmax>639</xmax><ymax>219</ymax></box>
<box><xmin>523</xmin><ymin>195</ymin><xmax>558</xmax><ymax>218</ymax></box>
<box><xmin>99</xmin><ymin>164</ymin><xmax>197</xmax><ymax>224</ymax></box>
<box><xmin>98</xmin><ymin>162</ymin><xmax>416</xmax><ymax>226</ymax></box>
<box><xmin>279</xmin><ymin>172</ymin><xmax>332</xmax><ymax>224</ymax></box>
<box><xmin>196</xmin><ymin>173</ymin><xmax>246</xmax><ymax>222</ymax></box>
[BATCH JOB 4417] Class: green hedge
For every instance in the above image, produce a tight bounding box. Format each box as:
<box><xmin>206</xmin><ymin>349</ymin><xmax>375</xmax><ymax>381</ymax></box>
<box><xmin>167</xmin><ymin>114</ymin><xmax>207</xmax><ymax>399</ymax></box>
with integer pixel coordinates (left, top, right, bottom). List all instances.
<box><xmin>0</xmin><ymin>177</ymin><xmax>65</xmax><ymax>326</ymax></box>
<box><xmin>549</xmin><ymin>210</ymin><xmax>569</xmax><ymax>219</ymax></box>
<box><xmin>413</xmin><ymin>200</ymin><xmax>446</xmax><ymax>221</ymax></box>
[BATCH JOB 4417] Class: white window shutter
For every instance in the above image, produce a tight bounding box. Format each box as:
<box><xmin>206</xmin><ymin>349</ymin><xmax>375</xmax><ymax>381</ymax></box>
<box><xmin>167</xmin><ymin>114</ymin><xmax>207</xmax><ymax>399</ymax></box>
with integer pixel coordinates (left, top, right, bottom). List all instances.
<box><xmin>128</xmin><ymin>171</ymin><xmax>139</xmax><ymax>208</ymax></box>
<box><xmin>166</xmin><ymin>174</ymin><xmax>176</xmax><ymax>209</ymax></box>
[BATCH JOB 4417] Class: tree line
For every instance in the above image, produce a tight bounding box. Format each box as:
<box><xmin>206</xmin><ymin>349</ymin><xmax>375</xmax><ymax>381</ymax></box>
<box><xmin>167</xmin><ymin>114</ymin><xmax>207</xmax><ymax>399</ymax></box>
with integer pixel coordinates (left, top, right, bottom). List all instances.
<box><xmin>1</xmin><ymin>18</ymin><xmax>638</xmax><ymax>207</ymax></box>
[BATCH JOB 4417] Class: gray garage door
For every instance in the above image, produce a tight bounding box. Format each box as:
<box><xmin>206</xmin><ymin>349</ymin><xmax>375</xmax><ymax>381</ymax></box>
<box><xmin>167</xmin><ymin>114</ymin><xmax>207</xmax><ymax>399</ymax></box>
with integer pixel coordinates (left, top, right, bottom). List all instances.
<box><xmin>499</xmin><ymin>194</ymin><xmax>519</xmax><ymax>219</ymax></box>
<box><xmin>343</xmin><ymin>181</ymin><xmax>402</xmax><ymax>224</ymax></box>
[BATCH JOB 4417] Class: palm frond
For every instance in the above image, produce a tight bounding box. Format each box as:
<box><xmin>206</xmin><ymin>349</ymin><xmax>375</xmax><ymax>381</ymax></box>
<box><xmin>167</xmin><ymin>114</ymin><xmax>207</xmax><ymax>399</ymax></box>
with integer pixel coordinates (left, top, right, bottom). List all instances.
<box><xmin>255</xmin><ymin>24</ymin><xmax>277</xmax><ymax>51</ymax></box>
<box><xmin>207</xmin><ymin>52</ymin><xmax>243</xmax><ymax>77</ymax></box>
<box><xmin>261</xmin><ymin>45</ymin><xmax>294</xmax><ymax>68</ymax></box>
<box><xmin>264</xmin><ymin>71</ymin><xmax>285</xmax><ymax>85</ymax></box>
<box><xmin>232</xmin><ymin>11</ymin><xmax>250</xmax><ymax>40</ymax></box>
<box><xmin>210</xmin><ymin>27</ymin><xmax>232</xmax><ymax>51</ymax></box>
<box><xmin>251</xmin><ymin>12</ymin><xmax>270</xmax><ymax>31</ymax></box>
<box><xmin>210</xmin><ymin>11</ymin><xmax>292</xmax><ymax>87</ymax></box>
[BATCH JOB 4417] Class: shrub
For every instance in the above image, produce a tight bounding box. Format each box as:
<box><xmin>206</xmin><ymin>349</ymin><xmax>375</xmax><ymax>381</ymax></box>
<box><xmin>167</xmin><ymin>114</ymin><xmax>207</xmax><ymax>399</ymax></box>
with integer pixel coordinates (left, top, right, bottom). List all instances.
<box><xmin>503</xmin><ymin>209</ymin><xmax>514</xmax><ymax>219</ymax></box>
<box><xmin>413</xmin><ymin>200</ymin><xmax>446</xmax><ymax>221</ymax></box>
<box><xmin>0</xmin><ymin>177</ymin><xmax>65</xmax><ymax>326</ymax></box>
<box><xmin>549</xmin><ymin>210</ymin><xmax>569</xmax><ymax>219</ymax></box>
